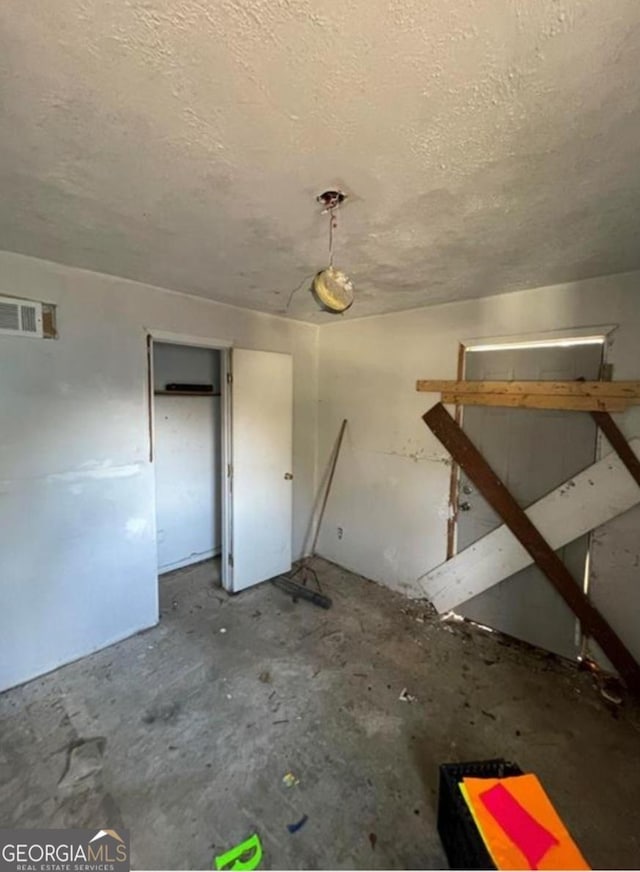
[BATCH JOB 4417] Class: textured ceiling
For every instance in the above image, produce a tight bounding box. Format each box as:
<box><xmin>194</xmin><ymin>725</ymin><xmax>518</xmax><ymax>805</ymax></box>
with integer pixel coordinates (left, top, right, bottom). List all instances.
<box><xmin>1</xmin><ymin>1</ymin><xmax>640</xmax><ymax>323</ymax></box>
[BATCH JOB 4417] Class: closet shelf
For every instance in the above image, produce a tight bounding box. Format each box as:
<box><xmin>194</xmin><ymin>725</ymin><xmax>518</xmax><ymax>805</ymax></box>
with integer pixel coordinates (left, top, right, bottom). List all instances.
<box><xmin>154</xmin><ymin>390</ymin><xmax>221</xmax><ymax>397</ymax></box>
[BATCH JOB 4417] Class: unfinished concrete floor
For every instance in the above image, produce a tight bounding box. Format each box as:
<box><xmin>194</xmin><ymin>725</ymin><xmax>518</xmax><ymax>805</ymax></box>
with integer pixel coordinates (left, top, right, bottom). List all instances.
<box><xmin>1</xmin><ymin>558</ymin><xmax>640</xmax><ymax>869</ymax></box>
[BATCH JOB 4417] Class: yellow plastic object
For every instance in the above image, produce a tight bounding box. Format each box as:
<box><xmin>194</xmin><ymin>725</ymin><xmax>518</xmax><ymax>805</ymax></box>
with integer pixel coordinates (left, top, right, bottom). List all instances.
<box><xmin>312</xmin><ymin>267</ymin><xmax>354</xmax><ymax>313</ymax></box>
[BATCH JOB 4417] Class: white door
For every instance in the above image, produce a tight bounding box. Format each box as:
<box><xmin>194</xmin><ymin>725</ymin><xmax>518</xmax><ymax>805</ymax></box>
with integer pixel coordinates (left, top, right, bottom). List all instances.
<box><xmin>225</xmin><ymin>349</ymin><xmax>293</xmax><ymax>593</ymax></box>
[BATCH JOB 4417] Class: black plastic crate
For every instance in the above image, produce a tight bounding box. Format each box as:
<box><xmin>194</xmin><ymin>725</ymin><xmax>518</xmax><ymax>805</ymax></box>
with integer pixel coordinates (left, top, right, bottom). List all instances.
<box><xmin>438</xmin><ymin>758</ymin><xmax>523</xmax><ymax>870</ymax></box>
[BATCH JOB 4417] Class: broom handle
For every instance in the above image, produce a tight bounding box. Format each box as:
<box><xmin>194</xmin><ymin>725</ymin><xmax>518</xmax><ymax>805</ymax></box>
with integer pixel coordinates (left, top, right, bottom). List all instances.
<box><xmin>310</xmin><ymin>419</ymin><xmax>348</xmax><ymax>557</ymax></box>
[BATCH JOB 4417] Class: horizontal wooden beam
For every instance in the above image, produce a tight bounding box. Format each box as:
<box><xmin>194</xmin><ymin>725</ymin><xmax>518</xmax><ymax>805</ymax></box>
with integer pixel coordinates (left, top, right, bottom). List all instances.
<box><xmin>417</xmin><ymin>379</ymin><xmax>640</xmax><ymax>399</ymax></box>
<box><xmin>441</xmin><ymin>392</ymin><xmax>628</xmax><ymax>412</ymax></box>
<box><xmin>422</xmin><ymin>402</ymin><xmax>640</xmax><ymax>693</ymax></box>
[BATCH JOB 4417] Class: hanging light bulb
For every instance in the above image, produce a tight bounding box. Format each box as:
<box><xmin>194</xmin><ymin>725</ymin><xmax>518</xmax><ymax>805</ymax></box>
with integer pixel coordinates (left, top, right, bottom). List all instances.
<box><xmin>312</xmin><ymin>191</ymin><xmax>354</xmax><ymax>313</ymax></box>
<box><xmin>312</xmin><ymin>266</ymin><xmax>354</xmax><ymax>313</ymax></box>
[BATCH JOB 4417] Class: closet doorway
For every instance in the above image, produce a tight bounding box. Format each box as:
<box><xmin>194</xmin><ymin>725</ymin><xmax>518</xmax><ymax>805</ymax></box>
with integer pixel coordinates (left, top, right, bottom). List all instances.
<box><xmin>153</xmin><ymin>341</ymin><xmax>223</xmax><ymax>573</ymax></box>
<box><xmin>148</xmin><ymin>331</ymin><xmax>293</xmax><ymax>594</ymax></box>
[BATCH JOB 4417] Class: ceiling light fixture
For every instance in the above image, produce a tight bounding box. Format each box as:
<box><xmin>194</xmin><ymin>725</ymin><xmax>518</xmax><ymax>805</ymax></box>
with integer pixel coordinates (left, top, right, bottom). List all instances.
<box><xmin>312</xmin><ymin>190</ymin><xmax>354</xmax><ymax>314</ymax></box>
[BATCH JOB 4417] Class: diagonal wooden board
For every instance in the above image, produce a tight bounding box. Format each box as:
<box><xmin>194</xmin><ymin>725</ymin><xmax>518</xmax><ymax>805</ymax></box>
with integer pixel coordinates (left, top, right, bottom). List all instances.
<box><xmin>420</xmin><ymin>438</ymin><xmax>640</xmax><ymax>614</ymax></box>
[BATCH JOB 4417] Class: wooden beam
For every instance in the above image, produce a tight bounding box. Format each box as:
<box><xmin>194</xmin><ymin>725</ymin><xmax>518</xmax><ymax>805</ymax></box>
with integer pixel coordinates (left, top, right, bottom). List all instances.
<box><xmin>422</xmin><ymin>402</ymin><xmax>640</xmax><ymax>693</ymax></box>
<box><xmin>421</xmin><ymin>438</ymin><xmax>640</xmax><ymax>613</ymax></box>
<box><xmin>417</xmin><ymin>379</ymin><xmax>640</xmax><ymax>398</ymax></box>
<box><xmin>591</xmin><ymin>412</ymin><xmax>640</xmax><ymax>488</ymax></box>
<box><xmin>309</xmin><ymin>418</ymin><xmax>348</xmax><ymax>557</ymax></box>
<box><xmin>441</xmin><ymin>392</ymin><xmax>628</xmax><ymax>412</ymax></box>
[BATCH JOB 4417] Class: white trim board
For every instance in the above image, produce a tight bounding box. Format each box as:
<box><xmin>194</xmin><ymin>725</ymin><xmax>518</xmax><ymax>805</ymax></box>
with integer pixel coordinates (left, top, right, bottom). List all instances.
<box><xmin>461</xmin><ymin>324</ymin><xmax>617</xmax><ymax>350</ymax></box>
<box><xmin>158</xmin><ymin>547</ymin><xmax>221</xmax><ymax>574</ymax></box>
<box><xmin>148</xmin><ymin>329</ymin><xmax>232</xmax><ymax>349</ymax></box>
<box><xmin>420</xmin><ymin>439</ymin><xmax>640</xmax><ymax>613</ymax></box>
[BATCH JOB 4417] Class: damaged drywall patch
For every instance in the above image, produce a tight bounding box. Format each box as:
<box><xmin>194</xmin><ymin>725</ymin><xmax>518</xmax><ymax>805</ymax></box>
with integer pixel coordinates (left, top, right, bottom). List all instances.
<box><xmin>126</xmin><ymin>517</ymin><xmax>150</xmax><ymax>539</ymax></box>
<box><xmin>383</xmin><ymin>545</ymin><xmax>399</xmax><ymax>570</ymax></box>
<box><xmin>46</xmin><ymin>462</ymin><xmax>144</xmax><ymax>484</ymax></box>
<box><xmin>436</xmin><ymin>495</ymin><xmax>453</xmax><ymax>521</ymax></box>
<box><xmin>366</xmin><ymin>448</ymin><xmax>451</xmax><ymax>465</ymax></box>
<box><xmin>316</xmin><ymin>190</ymin><xmax>347</xmax><ymax>212</ymax></box>
<box><xmin>0</xmin><ymin>462</ymin><xmax>145</xmax><ymax>494</ymax></box>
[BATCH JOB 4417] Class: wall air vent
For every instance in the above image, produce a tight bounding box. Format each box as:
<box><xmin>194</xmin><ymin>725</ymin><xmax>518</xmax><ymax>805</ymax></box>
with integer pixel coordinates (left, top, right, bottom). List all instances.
<box><xmin>0</xmin><ymin>296</ymin><xmax>44</xmax><ymax>338</ymax></box>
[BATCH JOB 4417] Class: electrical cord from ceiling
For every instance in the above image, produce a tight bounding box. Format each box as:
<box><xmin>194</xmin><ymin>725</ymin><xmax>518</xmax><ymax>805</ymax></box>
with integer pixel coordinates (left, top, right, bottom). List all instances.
<box><xmin>283</xmin><ymin>273</ymin><xmax>316</xmax><ymax>312</ymax></box>
<box><xmin>328</xmin><ymin>207</ymin><xmax>337</xmax><ymax>268</ymax></box>
<box><xmin>282</xmin><ymin>189</ymin><xmax>350</xmax><ymax>313</ymax></box>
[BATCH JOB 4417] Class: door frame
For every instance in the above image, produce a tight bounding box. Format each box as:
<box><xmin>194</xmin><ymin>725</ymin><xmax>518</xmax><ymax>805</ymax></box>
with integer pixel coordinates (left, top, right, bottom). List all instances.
<box><xmin>445</xmin><ymin>327</ymin><xmax>620</xmax><ymax>658</ymax></box>
<box><xmin>447</xmin><ymin>325</ymin><xmax>617</xmax><ymax>562</ymax></box>
<box><xmin>146</xmin><ymin>329</ymin><xmax>233</xmax><ymax>591</ymax></box>
<box><xmin>444</xmin><ymin>324</ymin><xmax>619</xmax><ymax>655</ymax></box>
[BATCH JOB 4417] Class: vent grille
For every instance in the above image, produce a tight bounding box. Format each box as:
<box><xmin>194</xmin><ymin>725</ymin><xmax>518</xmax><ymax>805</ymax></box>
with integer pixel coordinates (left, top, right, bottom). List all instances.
<box><xmin>0</xmin><ymin>301</ymin><xmax>20</xmax><ymax>331</ymax></box>
<box><xmin>20</xmin><ymin>304</ymin><xmax>37</xmax><ymax>333</ymax></box>
<box><xmin>0</xmin><ymin>296</ymin><xmax>44</xmax><ymax>338</ymax></box>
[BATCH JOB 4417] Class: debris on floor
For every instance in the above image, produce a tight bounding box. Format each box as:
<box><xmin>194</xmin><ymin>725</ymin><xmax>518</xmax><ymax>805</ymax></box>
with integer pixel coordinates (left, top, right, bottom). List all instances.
<box><xmin>287</xmin><ymin>815</ymin><xmax>308</xmax><ymax>834</ymax></box>
<box><xmin>599</xmin><ymin>679</ymin><xmax>623</xmax><ymax>706</ymax></box>
<box><xmin>398</xmin><ymin>687</ymin><xmax>417</xmax><ymax>703</ymax></box>
<box><xmin>258</xmin><ymin>670</ymin><xmax>271</xmax><ymax>683</ymax></box>
<box><xmin>58</xmin><ymin>737</ymin><xmax>106</xmax><ymax>790</ymax></box>
<box><xmin>400</xmin><ymin>601</ymin><xmax>436</xmax><ymax>624</ymax></box>
<box><xmin>282</xmin><ymin>771</ymin><xmax>299</xmax><ymax>788</ymax></box>
<box><xmin>441</xmin><ymin>610</ymin><xmax>465</xmax><ymax>623</ymax></box>
<box><xmin>141</xmin><ymin>701</ymin><xmax>181</xmax><ymax>725</ymax></box>
<box><xmin>214</xmin><ymin>833</ymin><xmax>263</xmax><ymax>871</ymax></box>
<box><xmin>579</xmin><ymin>656</ymin><xmax>624</xmax><ymax>705</ymax></box>
<box><xmin>3</xmin><ymin>557</ymin><xmax>639</xmax><ymax>869</ymax></box>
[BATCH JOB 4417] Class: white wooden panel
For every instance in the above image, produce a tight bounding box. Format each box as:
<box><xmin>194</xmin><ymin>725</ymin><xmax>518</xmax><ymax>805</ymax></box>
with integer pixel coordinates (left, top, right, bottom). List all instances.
<box><xmin>155</xmin><ymin>396</ymin><xmax>221</xmax><ymax>571</ymax></box>
<box><xmin>230</xmin><ymin>349</ymin><xmax>293</xmax><ymax>592</ymax></box>
<box><xmin>153</xmin><ymin>343</ymin><xmax>221</xmax><ymax>572</ymax></box>
<box><xmin>421</xmin><ymin>440</ymin><xmax>640</xmax><ymax>613</ymax></box>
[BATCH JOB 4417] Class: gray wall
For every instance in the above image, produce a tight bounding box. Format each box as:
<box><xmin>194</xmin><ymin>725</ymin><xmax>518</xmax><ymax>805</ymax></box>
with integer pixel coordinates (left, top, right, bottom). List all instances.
<box><xmin>0</xmin><ymin>251</ymin><xmax>318</xmax><ymax>692</ymax></box>
<box><xmin>153</xmin><ymin>343</ymin><xmax>221</xmax><ymax>572</ymax></box>
<box><xmin>316</xmin><ymin>271</ymin><xmax>640</xmax><ymax>665</ymax></box>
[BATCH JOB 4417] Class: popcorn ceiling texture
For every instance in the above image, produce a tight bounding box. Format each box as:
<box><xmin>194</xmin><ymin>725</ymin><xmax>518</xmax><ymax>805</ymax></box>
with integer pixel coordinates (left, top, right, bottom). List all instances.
<box><xmin>1</xmin><ymin>1</ymin><xmax>639</xmax><ymax>322</ymax></box>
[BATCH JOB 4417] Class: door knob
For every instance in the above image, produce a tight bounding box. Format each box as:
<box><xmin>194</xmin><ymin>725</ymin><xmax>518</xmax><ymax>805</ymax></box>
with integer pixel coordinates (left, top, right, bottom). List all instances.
<box><xmin>284</xmin><ymin>472</ymin><xmax>293</xmax><ymax>480</ymax></box>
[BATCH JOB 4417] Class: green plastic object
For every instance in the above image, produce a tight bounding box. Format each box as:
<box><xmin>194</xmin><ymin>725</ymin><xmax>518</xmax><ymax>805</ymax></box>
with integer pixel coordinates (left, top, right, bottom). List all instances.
<box><xmin>214</xmin><ymin>833</ymin><xmax>263</xmax><ymax>871</ymax></box>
